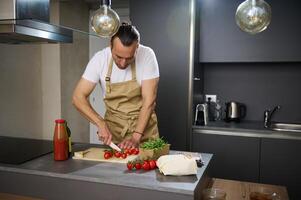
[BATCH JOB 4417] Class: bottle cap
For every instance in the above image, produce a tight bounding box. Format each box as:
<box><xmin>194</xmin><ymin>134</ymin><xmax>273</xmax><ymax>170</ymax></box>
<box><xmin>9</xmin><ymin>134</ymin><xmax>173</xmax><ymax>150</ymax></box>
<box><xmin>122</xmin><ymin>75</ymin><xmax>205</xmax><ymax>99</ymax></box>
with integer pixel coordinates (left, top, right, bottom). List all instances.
<box><xmin>55</xmin><ymin>119</ymin><xmax>66</xmax><ymax>123</ymax></box>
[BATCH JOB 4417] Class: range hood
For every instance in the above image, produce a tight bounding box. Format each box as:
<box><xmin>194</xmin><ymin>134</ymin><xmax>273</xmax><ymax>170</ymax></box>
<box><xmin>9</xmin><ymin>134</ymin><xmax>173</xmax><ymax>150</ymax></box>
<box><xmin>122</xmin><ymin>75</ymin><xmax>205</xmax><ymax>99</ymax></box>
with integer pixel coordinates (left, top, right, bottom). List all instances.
<box><xmin>0</xmin><ymin>0</ymin><xmax>73</xmax><ymax>44</ymax></box>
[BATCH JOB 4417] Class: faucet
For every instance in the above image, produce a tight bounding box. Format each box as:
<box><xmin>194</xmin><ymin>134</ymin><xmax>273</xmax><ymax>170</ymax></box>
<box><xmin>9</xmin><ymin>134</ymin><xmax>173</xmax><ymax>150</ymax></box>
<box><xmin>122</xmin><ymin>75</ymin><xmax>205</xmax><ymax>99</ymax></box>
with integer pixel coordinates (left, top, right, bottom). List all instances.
<box><xmin>264</xmin><ymin>105</ymin><xmax>281</xmax><ymax>128</ymax></box>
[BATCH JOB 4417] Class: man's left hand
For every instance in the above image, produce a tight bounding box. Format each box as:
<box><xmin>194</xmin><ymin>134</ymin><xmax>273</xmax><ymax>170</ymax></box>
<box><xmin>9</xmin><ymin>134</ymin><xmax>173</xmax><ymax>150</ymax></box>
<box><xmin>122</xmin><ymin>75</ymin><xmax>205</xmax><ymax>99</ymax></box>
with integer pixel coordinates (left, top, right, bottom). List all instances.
<box><xmin>119</xmin><ymin>133</ymin><xmax>142</xmax><ymax>149</ymax></box>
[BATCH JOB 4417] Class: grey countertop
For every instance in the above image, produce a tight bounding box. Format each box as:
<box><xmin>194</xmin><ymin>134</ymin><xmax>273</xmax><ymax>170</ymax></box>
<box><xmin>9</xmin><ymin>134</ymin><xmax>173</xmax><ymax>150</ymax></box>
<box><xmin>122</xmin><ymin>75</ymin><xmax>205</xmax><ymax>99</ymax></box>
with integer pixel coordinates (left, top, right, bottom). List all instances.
<box><xmin>0</xmin><ymin>143</ymin><xmax>213</xmax><ymax>196</ymax></box>
<box><xmin>193</xmin><ymin>120</ymin><xmax>301</xmax><ymax>140</ymax></box>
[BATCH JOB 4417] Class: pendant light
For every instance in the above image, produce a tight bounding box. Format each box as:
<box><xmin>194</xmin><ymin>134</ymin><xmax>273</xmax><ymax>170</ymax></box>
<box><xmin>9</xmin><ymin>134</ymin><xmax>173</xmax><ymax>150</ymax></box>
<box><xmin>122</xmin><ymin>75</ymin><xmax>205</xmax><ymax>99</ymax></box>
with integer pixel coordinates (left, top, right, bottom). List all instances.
<box><xmin>91</xmin><ymin>0</ymin><xmax>120</xmax><ymax>37</ymax></box>
<box><xmin>235</xmin><ymin>0</ymin><xmax>272</xmax><ymax>34</ymax></box>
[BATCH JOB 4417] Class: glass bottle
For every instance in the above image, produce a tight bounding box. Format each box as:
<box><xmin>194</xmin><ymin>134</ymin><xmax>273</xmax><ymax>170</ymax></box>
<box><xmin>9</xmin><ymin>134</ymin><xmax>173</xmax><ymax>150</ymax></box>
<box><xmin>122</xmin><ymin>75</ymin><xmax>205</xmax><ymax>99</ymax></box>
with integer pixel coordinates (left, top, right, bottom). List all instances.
<box><xmin>65</xmin><ymin>122</ymin><xmax>72</xmax><ymax>157</ymax></box>
<box><xmin>53</xmin><ymin>119</ymin><xmax>69</xmax><ymax>161</ymax></box>
<box><xmin>215</xmin><ymin>99</ymin><xmax>222</xmax><ymax>121</ymax></box>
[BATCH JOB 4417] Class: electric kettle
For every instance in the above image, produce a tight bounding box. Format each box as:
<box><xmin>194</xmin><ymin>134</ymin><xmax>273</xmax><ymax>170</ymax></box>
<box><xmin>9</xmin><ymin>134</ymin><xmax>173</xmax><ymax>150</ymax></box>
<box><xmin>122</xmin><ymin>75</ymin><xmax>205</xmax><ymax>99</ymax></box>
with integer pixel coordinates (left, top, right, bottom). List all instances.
<box><xmin>225</xmin><ymin>101</ymin><xmax>247</xmax><ymax>122</ymax></box>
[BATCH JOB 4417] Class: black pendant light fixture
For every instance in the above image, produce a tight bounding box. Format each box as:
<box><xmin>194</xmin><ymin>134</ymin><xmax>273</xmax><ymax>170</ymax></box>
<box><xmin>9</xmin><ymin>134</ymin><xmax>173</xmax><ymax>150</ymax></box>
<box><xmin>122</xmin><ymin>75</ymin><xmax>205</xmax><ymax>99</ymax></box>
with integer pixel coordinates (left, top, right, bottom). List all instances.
<box><xmin>236</xmin><ymin>0</ymin><xmax>272</xmax><ymax>34</ymax></box>
<box><xmin>91</xmin><ymin>0</ymin><xmax>120</xmax><ymax>37</ymax></box>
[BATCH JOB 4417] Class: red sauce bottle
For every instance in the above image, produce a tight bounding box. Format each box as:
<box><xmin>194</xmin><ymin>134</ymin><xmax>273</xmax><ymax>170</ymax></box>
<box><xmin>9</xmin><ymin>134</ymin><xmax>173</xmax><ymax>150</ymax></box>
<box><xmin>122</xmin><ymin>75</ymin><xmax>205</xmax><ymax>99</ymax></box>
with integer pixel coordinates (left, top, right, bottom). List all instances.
<box><xmin>53</xmin><ymin>119</ymin><xmax>69</xmax><ymax>161</ymax></box>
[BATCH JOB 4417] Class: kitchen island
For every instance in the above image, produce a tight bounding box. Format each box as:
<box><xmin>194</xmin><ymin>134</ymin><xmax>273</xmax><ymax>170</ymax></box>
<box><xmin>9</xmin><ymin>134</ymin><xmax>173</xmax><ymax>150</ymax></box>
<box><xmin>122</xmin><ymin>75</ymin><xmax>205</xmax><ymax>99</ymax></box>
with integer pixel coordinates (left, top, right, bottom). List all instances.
<box><xmin>0</xmin><ymin>143</ymin><xmax>212</xmax><ymax>200</ymax></box>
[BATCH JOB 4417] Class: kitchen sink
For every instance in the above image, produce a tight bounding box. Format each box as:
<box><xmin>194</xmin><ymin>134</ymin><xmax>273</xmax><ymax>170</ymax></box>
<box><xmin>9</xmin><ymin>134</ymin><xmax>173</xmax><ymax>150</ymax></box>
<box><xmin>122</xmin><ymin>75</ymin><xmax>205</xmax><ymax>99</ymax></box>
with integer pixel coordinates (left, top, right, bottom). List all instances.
<box><xmin>270</xmin><ymin>123</ymin><xmax>301</xmax><ymax>133</ymax></box>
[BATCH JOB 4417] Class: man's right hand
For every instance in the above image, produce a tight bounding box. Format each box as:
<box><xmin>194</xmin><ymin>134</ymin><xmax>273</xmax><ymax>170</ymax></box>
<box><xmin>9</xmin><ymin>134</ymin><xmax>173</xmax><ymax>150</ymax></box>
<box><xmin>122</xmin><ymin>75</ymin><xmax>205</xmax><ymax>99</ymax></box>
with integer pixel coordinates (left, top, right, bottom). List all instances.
<box><xmin>97</xmin><ymin>123</ymin><xmax>112</xmax><ymax>145</ymax></box>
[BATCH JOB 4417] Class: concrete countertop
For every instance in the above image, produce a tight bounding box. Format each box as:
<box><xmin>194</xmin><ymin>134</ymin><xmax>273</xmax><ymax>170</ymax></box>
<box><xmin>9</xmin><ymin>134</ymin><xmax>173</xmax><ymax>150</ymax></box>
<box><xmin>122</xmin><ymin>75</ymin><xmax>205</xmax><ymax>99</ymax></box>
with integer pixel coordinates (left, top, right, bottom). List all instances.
<box><xmin>193</xmin><ymin>120</ymin><xmax>301</xmax><ymax>140</ymax></box>
<box><xmin>0</xmin><ymin>143</ymin><xmax>213</xmax><ymax>200</ymax></box>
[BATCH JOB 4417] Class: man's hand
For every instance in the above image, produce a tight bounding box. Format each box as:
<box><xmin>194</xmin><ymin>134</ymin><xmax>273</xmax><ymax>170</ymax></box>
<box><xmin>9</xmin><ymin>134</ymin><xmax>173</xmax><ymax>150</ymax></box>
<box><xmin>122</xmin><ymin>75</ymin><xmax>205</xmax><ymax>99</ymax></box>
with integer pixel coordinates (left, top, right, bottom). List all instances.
<box><xmin>118</xmin><ymin>132</ymin><xmax>142</xmax><ymax>149</ymax></box>
<box><xmin>97</xmin><ymin>123</ymin><xmax>112</xmax><ymax>145</ymax></box>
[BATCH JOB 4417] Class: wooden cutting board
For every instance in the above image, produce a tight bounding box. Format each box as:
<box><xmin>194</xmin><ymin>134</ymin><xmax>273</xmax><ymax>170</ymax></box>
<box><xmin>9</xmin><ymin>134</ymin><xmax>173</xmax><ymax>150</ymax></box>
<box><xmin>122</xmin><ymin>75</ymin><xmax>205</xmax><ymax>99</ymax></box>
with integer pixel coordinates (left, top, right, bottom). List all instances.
<box><xmin>72</xmin><ymin>147</ymin><xmax>138</xmax><ymax>163</ymax></box>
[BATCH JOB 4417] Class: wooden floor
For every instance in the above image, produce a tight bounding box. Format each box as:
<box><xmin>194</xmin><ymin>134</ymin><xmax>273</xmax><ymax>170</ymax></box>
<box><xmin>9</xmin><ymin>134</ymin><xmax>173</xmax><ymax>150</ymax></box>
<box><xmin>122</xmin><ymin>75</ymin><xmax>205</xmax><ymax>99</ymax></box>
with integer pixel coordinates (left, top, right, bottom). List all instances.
<box><xmin>208</xmin><ymin>178</ymin><xmax>289</xmax><ymax>200</ymax></box>
<box><xmin>0</xmin><ymin>193</ymin><xmax>42</xmax><ymax>200</ymax></box>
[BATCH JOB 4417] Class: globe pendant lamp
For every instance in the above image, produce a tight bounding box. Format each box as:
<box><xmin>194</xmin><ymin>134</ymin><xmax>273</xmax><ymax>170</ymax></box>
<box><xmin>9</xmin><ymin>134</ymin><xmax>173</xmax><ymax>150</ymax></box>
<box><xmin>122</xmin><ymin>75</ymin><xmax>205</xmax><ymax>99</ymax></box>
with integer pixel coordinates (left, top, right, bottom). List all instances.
<box><xmin>235</xmin><ymin>0</ymin><xmax>272</xmax><ymax>34</ymax></box>
<box><xmin>91</xmin><ymin>0</ymin><xmax>120</xmax><ymax>37</ymax></box>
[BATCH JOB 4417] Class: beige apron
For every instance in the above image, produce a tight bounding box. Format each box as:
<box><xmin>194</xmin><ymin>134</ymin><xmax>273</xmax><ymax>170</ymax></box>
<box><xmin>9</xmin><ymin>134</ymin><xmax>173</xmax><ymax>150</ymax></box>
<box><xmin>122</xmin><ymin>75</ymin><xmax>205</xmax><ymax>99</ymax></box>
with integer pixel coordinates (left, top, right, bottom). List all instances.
<box><xmin>103</xmin><ymin>58</ymin><xmax>159</xmax><ymax>144</ymax></box>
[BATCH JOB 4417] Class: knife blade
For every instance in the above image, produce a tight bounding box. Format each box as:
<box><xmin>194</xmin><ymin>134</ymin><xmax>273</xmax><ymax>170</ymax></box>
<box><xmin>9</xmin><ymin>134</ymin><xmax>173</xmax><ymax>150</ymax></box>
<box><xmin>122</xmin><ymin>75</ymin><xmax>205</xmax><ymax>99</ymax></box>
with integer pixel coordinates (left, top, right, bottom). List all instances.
<box><xmin>109</xmin><ymin>142</ymin><xmax>122</xmax><ymax>152</ymax></box>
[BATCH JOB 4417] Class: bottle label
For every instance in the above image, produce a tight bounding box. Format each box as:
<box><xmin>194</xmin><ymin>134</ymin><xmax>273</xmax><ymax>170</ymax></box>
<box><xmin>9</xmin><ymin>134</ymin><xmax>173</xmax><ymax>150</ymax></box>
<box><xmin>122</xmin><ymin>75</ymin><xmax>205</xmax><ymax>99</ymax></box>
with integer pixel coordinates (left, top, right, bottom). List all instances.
<box><xmin>68</xmin><ymin>137</ymin><xmax>72</xmax><ymax>153</ymax></box>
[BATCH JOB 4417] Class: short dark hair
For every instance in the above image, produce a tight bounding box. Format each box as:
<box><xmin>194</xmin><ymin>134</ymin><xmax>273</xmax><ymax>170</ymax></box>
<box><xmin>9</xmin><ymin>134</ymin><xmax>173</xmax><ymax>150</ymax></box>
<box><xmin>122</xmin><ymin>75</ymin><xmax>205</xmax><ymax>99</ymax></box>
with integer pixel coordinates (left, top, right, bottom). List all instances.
<box><xmin>111</xmin><ymin>22</ymin><xmax>140</xmax><ymax>47</ymax></box>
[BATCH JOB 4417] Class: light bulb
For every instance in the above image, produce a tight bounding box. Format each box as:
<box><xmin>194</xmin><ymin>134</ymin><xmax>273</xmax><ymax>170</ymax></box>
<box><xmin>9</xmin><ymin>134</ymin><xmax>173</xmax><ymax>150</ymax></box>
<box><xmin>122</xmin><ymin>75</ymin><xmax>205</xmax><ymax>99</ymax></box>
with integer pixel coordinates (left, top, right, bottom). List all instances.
<box><xmin>91</xmin><ymin>1</ymin><xmax>120</xmax><ymax>37</ymax></box>
<box><xmin>235</xmin><ymin>0</ymin><xmax>272</xmax><ymax>34</ymax></box>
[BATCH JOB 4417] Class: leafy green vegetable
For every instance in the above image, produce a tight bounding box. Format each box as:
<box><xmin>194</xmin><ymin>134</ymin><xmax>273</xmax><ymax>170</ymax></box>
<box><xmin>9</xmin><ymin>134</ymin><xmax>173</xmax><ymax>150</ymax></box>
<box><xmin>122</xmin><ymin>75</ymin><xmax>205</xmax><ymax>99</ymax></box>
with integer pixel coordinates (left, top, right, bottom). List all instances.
<box><xmin>140</xmin><ymin>137</ymin><xmax>167</xmax><ymax>150</ymax></box>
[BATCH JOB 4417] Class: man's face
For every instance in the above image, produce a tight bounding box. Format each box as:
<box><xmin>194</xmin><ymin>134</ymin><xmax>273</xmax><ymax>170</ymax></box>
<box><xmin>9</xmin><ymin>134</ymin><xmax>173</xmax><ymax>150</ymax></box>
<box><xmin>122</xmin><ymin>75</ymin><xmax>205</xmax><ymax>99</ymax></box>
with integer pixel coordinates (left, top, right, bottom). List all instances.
<box><xmin>111</xmin><ymin>37</ymin><xmax>138</xmax><ymax>69</ymax></box>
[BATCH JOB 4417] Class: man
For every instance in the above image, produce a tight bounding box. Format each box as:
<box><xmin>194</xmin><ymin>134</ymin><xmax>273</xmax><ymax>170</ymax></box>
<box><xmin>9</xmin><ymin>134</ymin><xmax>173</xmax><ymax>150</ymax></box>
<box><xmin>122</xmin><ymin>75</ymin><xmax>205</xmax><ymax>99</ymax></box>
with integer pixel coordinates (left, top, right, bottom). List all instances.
<box><xmin>72</xmin><ymin>23</ymin><xmax>159</xmax><ymax>149</ymax></box>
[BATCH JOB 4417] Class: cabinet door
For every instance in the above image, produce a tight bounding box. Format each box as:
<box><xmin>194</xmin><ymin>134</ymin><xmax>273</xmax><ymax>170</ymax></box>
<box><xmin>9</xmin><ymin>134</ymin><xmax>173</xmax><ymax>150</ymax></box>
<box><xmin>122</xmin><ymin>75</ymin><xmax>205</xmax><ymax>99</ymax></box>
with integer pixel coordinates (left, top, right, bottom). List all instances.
<box><xmin>130</xmin><ymin>0</ymin><xmax>192</xmax><ymax>150</ymax></box>
<box><xmin>199</xmin><ymin>0</ymin><xmax>301</xmax><ymax>62</ymax></box>
<box><xmin>193</xmin><ymin>132</ymin><xmax>260</xmax><ymax>182</ymax></box>
<box><xmin>260</xmin><ymin>138</ymin><xmax>301</xmax><ymax>200</ymax></box>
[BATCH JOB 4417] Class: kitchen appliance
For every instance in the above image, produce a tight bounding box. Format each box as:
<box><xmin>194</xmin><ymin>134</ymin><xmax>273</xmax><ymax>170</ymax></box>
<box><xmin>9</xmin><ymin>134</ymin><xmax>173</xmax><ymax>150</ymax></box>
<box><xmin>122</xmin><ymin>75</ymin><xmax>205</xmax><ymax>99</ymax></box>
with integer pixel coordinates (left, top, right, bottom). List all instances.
<box><xmin>225</xmin><ymin>101</ymin><xmax>247</xmax><ymax>122</ymax></box>
<box><xmin>0</xmin><ymin>136</ymin><xmax>53</xmax><ymax>165</ymax></box>
<box><xmin>0</xmin><ymin>0</ymin><xmax>73</xmax><ymax>44</ymax></box>
<box><xmin>194</xmin><ymin>103</ymin><xmax>209</xmax><ymax>125</ymax></box>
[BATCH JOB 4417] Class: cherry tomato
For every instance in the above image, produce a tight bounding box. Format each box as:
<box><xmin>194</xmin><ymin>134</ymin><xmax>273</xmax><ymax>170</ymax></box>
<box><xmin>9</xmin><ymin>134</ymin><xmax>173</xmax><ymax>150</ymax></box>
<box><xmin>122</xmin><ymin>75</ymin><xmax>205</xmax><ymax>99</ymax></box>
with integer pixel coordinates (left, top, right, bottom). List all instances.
<box><xmin>121</xmin><ymin>153</ymin><xmax>127</xmax><ymax>159</ymax></box>
<box><xmin>130</xmin><ymin>148</ymin><xmax>136</xmax><ymax>155</ymax></box>
<box><xmin>114</xmin><ymin>151</ymin><xmax>121</xmax><ymax>158</ymax></box>
<box><xmin>133</xmin><ymin>148</ymin><xmax>139</xmax><ymax>155</ymax></box>
<box><xmin>127</xmin><ymin>149</ymin><xmax>132</xmax><ymax>155</ymax></box>
<box><xmin>127</xmin><ymin>163</ymin><xmax>133</xmax><ymax>170</ymax></box>
<box><xmin>104</xmin><ymin>152</ymin><xmax>111</xmax><ymax>159</ymax></box>
<box><xmin>149</xmin><ymin>160</ymin><xmax>156</xmax><ymax>169</ymax></box>
<box><xmin>135</xmin><ymin>163</ymin><xmax>142</xmax><ymax>170</ymax></box>
<box><xmin>142</xmin><ymin>161</ymin><xmax>150</xmax><ymax>170</ymax></box>
<box><xmin>125</xmin><ymin>149</ymin><xmax>132</xmax><ymax>155</ymax></box>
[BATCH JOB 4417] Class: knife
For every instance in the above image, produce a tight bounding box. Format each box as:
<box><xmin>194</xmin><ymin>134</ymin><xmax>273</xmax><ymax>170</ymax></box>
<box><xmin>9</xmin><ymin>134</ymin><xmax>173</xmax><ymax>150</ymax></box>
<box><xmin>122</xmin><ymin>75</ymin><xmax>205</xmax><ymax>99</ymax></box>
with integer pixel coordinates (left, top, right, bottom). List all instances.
<box><xmin>109</xmin><ymin>142</ymin><xmax>122</xmax><ymax>152</ymax></box>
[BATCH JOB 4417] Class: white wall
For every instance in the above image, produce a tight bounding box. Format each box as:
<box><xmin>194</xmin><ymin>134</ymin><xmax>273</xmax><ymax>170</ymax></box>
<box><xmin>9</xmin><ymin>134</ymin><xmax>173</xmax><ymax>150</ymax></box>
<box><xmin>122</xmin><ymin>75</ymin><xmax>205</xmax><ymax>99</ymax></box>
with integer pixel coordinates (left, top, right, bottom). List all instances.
<box><xmin>0</xmin><ymin>0</ymin><xmax>91</xmax><ymax>141</ymax></box>
<box><xmin>0</xmin><ymin>44</ymin><xmax>43</xmax><ymax>139</ymax></box>
<box><xmin>60</xmin><ymin>1</ymin><xmax>91</xmax><ymax>143</ymax></box>
<box><xmin>41</xmin><ymin>1</ymin><xmax>61</xmax><ymax>140</ymax></box>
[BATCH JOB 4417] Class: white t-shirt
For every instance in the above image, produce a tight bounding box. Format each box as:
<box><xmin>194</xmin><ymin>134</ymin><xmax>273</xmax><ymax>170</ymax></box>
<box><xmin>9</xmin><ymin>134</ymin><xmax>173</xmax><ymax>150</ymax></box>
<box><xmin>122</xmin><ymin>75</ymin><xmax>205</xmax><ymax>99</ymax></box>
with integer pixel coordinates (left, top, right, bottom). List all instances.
<box><xmin>82</xmin><ymin>44</ymin><xmax>159</xmax><ymax>96</ymax></box>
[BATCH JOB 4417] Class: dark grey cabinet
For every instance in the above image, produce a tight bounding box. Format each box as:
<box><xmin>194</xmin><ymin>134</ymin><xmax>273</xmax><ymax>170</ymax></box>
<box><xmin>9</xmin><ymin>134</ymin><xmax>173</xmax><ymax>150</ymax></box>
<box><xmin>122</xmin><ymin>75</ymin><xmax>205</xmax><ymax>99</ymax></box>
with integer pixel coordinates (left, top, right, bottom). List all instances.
<box><xmin>260</xmin><ymin>138</ymin><xmax>301</xmax><ymax>200</ymax></box>
<box><xmin>130</xmin><ymin>0</ymin><xmax>193</xmax><ymax>150</ymax></box>
<box><xmin>192</xmin><ymin>132</ymin><xmax>260</xmax><ymax>182</ymax></box>
<box><xmin>199</xmin><ymin>0</ymin><xmax>301</xmax><ymax>62</ymax></box>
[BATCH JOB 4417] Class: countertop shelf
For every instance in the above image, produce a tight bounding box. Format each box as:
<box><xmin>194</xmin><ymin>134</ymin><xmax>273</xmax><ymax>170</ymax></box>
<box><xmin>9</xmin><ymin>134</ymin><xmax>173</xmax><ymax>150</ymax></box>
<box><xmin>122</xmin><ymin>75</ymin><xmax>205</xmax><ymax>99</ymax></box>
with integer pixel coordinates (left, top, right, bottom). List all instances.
<box><xmin>0</xmin><ymin>143</ymin><xmax>213</xmax><ymax>200</ymax></box>
<box><xmin>193</xmin><ymin>120</ymin><xmax>301</xmax><ymax>140</ymax></box>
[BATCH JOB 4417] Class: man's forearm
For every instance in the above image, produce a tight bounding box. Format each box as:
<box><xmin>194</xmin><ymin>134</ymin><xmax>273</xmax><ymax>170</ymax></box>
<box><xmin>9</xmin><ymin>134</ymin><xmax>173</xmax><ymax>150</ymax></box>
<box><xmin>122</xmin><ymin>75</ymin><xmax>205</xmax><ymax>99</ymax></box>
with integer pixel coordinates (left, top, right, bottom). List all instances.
<box><xmin>135</xmin><ymin>104</ymin><xmax>155</xmax><ymax>134</ymax></box>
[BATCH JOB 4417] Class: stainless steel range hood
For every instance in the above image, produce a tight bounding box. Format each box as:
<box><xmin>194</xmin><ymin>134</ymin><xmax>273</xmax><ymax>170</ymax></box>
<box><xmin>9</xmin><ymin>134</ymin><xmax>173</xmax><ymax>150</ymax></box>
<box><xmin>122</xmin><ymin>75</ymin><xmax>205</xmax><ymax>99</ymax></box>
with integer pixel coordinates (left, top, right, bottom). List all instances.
<box><xmin>0</xmin><ymin>0</ymin><xmax>73</xmax><ymax>44</ymax></box>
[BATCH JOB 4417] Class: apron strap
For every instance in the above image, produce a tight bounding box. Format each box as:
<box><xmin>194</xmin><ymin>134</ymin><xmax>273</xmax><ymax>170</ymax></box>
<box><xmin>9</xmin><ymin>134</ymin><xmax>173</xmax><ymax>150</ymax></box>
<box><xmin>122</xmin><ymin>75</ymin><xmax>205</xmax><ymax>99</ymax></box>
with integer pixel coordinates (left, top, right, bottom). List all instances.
<box><xmin>105</xmin><ymin>58</ymin><xmax>114</xmax><ymax>93</ymax></box>
<box><xmin>105</xmin><ymin>57</ymin><xmax>137</xmax><ymax>93</ymax></box>
<box><xmin>131</xmin><ymin>61</ymin><xmax>137</xmax><ymax>81</ymax></box>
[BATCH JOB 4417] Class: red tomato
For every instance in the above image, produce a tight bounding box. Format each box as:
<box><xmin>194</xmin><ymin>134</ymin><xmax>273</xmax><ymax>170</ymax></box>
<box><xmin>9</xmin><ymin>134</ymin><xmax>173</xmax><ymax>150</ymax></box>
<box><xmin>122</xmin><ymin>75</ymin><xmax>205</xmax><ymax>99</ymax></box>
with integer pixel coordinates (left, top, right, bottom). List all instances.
<box><xmin>142</xmin><ymin>161</ymin><xmax>150</xmax><ymax>170</ymax></box>
<box><xmin>104</xmin><ymin>152</ymin><xmax>111</xmax><ymax>159</ymax></box>
<box><xmin>127</xmin><ymin>163</ymin><xmax>133</xmax><ymax>170</ymax></box>
<box><xmin>135</xmin><ymin>163</ymin><xmax>142</xmax><ymax>170</ymax></box>
<box><xmin>133</xmin><ymin>148</ymin><xmax>139</xmax><ymax>155</ymax></box>
<box><xmin>149</xmin><ymin>160</ymin><xmax>156</xmax><ymax>169</ymax></box>
<box><xmin>114</xmin><ymin>152</ymin><xmax>121</xmax><ymax>158</ymax></box>
<box><xmin>121</xmin><ymin>153</ymin><xmax>127</xmax><ymax>159</ymax></box>
<box><xmin>124</xmin><ymin>149</ymin><xmax>129</xmax><ymax>155</ymax></box>
<box><xmin>126</xmin><ymin>149</ymin><xmax>132</xmax><ymax>155</ymax></box>
<box><xmin>130</xmin><ymin>148</ymin><xmax>136</xmax><ymax>155</ymax></box>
